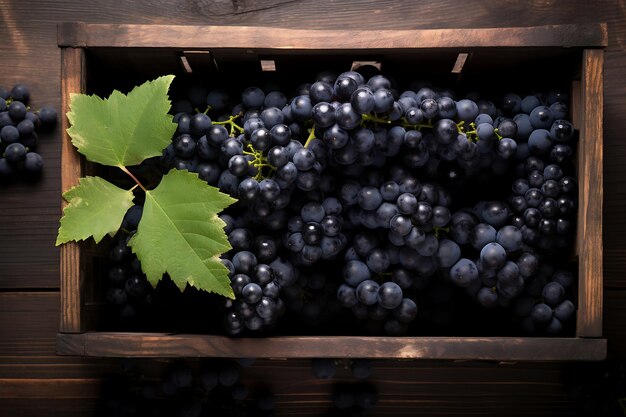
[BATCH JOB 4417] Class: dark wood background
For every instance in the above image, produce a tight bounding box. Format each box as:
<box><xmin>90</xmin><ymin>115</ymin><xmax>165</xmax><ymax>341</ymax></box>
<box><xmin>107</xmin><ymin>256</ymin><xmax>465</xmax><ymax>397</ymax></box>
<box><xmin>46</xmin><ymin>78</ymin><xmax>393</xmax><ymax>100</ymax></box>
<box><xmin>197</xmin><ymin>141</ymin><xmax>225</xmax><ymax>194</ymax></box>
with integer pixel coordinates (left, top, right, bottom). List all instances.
<box><xmin>1</xmin><ymin>1</ymin><xmax>624</xmax><ymax>415</ymax></box>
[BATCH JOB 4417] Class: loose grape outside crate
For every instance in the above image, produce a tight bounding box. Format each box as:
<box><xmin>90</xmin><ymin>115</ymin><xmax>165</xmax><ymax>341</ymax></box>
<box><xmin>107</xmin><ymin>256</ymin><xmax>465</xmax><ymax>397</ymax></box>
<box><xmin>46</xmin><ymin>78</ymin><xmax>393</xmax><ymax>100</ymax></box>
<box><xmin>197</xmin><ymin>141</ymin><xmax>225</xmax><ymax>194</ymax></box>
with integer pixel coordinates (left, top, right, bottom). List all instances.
<box><xmin>55</xmin><ymin>22</ymin><xmax>606</xmax><ymax>360</ymax></box>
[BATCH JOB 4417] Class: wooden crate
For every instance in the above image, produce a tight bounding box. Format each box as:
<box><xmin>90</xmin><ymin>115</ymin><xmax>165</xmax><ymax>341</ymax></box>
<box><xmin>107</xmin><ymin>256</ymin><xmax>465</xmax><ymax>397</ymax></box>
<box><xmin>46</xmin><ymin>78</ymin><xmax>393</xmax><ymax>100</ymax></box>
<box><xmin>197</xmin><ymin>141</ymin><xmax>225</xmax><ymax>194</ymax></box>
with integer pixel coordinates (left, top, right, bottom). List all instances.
<box><xmin>56</xmin><ymin>22</ymin><xmax>607</xmax><ymax>360</ymax></box>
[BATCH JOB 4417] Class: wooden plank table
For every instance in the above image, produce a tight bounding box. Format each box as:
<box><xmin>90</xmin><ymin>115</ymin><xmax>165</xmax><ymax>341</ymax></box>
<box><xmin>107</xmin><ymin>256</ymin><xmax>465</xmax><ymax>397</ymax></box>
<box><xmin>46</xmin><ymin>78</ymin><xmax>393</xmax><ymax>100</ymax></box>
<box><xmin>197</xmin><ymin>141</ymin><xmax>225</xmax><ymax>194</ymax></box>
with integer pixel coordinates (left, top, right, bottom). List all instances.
<box><xmin>1</xmin><ymin>1</ymin><xmax>626</xmax><ymax>415</ymax></box>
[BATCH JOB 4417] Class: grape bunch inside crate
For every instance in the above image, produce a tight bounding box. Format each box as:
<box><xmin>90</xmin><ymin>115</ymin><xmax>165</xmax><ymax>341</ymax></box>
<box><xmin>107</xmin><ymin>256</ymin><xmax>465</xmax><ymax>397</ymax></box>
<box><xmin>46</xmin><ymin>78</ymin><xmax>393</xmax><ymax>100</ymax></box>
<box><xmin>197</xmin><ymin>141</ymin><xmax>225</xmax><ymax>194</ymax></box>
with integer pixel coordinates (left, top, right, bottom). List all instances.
<box><xmin>56</xmin><ymin>22</ymin><xmax>606</xmax><ymax>360</ymax></box>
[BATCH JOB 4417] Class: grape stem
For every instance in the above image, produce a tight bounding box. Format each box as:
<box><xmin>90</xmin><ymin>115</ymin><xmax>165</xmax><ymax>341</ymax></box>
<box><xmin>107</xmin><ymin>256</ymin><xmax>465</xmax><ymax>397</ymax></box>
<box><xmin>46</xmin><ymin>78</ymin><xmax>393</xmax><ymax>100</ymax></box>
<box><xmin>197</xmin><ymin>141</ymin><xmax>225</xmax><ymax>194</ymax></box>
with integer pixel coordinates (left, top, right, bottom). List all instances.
<box><xmin>376</xmin><ymin>272</ymin><xmax>393</xmax><ymax>281</ymax></box>
<box><xmin>212</xmin><ymin>114</ymin><xmax>244</xmax><ymax>136</ymax></box>
<box><xmin>401</xmin><ymin>120</ymin><xmax>435</xmax><ymax>130</ymax></box>
<box><xmin>194</xmin><ymin>107</ymin><xmax>211</xmax><ymax>115</ymax></box>
<box><xmin>304</xmin><ymin>127</ymin><xmax>316</xmax><ymax>148</ymax></box>
<box><xmin>361</xmin><ymin>113</ymin><xmax>392</xmax><ymax>126</ymax></box>
<box><xmin>433</xmin><ymin>226</ymin><xmax>450</xmax><ymax>239</ymax></box>
<box><xmin>119</xmin><ymin>166</ymin><xmax>147</xmax><ymax>192</ymax></box>
<box><xmin>457</xmin><ymin>121</ymin><xmax>481</xmax><ymax>142</ymax></box>
<box><xmin>243</xmin><ymin>143</ymin><xmax>275</xmax><ymax>180</ymax></box>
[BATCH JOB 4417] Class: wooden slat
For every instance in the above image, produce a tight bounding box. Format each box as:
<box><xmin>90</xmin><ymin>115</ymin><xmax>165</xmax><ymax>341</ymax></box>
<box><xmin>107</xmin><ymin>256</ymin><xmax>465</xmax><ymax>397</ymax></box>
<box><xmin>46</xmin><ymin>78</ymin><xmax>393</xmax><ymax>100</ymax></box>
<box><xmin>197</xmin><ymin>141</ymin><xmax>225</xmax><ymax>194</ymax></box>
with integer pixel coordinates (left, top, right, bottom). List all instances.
<box><xmin>576</xmin><ymin>49</ymin><xmax>604</xmax><ymax>337</ymax></box>
<box><xmin>0</xmin><ymin>399</ymin><xmax>99</xmax><ymax>417</ymax></box>
<box><xmin>209</xmin><ymin>359</ymin><xmax>581</xmax><ymax>416</ymax></box>
<box><xmin>0</xmin><ymin>293</ymin><xmax>110</xmax><ymax>378</ymax></box>
<box><xmin>1</xmin><ymin>292</ymin><xmax>64</xmax><ymax>357</ymax></box>
<box><xmin>60</xmin><ymin>47</ymin><xmax>86</xmax><ymax>333</ymax></box>
<box><xmin>56</xmin><ymin>333</ymin><xmax>606</xmax><ymax>361</ymax></box>
<box><xmin>0</xmin><ymin>360</ymin><xmax>113</xmax><ymax>379</ymax></box>
<box><xmin>0</xmin><ymin>378</ymin><xmax>101</xmax><ymax>399</ymax></box>
<box><xmin>57</xmin><ymin>23</ymin><xmax>608</xmax><ymax>49</ymax></box>
<box><xmin>0</xmin><ymin>360</ymin><xmax>579</xmax><ymax>417</ymax></box>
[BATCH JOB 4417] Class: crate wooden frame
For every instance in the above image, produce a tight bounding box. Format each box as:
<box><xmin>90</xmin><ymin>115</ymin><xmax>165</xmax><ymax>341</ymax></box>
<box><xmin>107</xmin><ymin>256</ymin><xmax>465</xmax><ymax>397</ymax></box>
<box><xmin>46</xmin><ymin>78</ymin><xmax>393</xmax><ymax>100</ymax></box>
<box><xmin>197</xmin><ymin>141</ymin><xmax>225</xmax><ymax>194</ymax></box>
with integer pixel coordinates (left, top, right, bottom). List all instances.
<box><xmin>57</xmin><ymin>22</ymin><xmax>607</xmax><ymax>360</ymax></box>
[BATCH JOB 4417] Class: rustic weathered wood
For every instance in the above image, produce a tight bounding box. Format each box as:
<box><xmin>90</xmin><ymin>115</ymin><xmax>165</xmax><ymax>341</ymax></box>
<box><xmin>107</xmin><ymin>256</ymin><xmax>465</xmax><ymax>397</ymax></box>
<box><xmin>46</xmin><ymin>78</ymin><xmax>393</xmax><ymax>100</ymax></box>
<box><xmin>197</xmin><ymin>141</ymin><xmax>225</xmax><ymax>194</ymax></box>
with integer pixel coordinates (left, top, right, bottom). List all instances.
<box><xmin>55</xmin><ymin>24</ymin><xmax>606</xmax><ymax>361</ymax></box>
<box><xmin>0</xmin><ymin>359</ymin><xmax>580</xmax><ymax>417</ymax></box>
<box><xmin>0</xmin><ymin>378</ymin><xmax>101</xmax><ymax>399</ymax></box>
<box><xmin>1</xmin><ymin>1</ymin><xmax>626</xmax><ymax>415</ymax></box>
<box><xmin>60</xmin><ymin>47</ymin><xmax>86</xmax><ymax>334</ymax></box>
<box><xmin>57</xmin><ymin>23</ymin><xmax>608</xmax><ymax>49</ymax></box>
<box><xmin>0</xmin><ymin>292</ymin><xmax>106</xmax><ymax>417</ymax></box>
<box><xmin>0</xmin><ymin>400</ymin><xmax>100</xmax><ymax>417</ymax></box>
<box><xmin>0</xmin><ymin>377</ymin><xmax>100</xmax><ymax>417</ymax></box>
<box><xmin>577</xmin><ymin>49</ymin><xmax>604</xmax><ymax>337</ymax></box>
<box><xmin>124</xmin><ymin>359</ymin><xmax>579</xmax><ymax>416</ymax></box>
<box><xmin>56</xmin><ymin>333</ymin><xmax>606</xmax><ymax>361</ymax></box>
<box><xmin>1</xmin><ymin>292</ymin><xmax>66</xmax><ymax>357</ymax></box>
<box><xmin>0</xmin><ymin>293</ymin><xmax>113</xmax><ymax>377</ymax></box>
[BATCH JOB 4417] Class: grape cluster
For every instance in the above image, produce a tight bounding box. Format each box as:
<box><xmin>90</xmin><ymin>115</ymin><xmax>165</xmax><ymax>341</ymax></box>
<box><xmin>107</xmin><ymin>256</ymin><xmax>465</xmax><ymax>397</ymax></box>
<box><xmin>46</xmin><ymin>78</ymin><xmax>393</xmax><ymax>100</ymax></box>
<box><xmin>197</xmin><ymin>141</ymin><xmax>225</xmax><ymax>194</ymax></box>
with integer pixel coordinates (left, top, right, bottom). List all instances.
<box><xmin>509</xmin><ymin>158</ymin><xmax>576</xmax><ymax>252</ymax></box>
<box><xmin>284</xmin><ymin>198</ymin><xmax>347</xmax><ymax>264</ymax></box>
<box><xmin>142</xmin><ymin>66</ymin><xmax>581</xmax><ymax>336</ymax></box>
<box><xmin>0</xmin><ymin>84</ymin><xmax>56</xmax><ymax>179</ymax></box>
<box><xmin>220</xmin><ymin>214</ymin><xmax>296</xmax><ymax>335</ymax></box>
<box><xmin>220</xmin><ymin>255</ymin><xmax>288</xmax><ymax>335</ymax></box>
<box><xmin>513</xmin><ymin>268</ymin><xmax>576</xmax><ymax>334</ymax></box>
<box><xmin>106</xmin><ymin>205</ymin><xmax>154</xmax><ymax>323</ymax></box>
<box><xmin>430</xmin><ymin>92</ymin><xmax>579</xmax><ymax>333</ymax></box>
<box><xmin>281</xmin><ymin>269</ymin><xmax>341</xmax><ymax>330</ymax></box>
<box><xmin>438</xmin><ymin>198</ymin><xmax>577</xmax><ymax>334</ymax></box>
<box><xmin>331</xmin><ymin>172</ymin><xmax>451</xmax><ymax>334</ymax></box>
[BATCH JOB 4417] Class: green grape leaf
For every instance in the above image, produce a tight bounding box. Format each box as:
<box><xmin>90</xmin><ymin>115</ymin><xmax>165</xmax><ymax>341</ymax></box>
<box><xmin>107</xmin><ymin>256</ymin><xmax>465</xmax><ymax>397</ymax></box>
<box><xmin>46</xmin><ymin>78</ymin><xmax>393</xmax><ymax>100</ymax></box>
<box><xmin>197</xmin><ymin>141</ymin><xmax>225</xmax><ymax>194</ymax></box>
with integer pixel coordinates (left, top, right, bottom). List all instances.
<box><xmin>66</xmin><ymin>75</ymin><xmax>177</xmax><ymax>167</ymax></box>
<box><xmin>56</xmin><ymin>176</ymin><xmax>135</xmax><ymax>245</ymax></box>
<box><xmin>129</xmin><ymin>169</ymin><xmax>237</xmax><ymax>298</ymax></box>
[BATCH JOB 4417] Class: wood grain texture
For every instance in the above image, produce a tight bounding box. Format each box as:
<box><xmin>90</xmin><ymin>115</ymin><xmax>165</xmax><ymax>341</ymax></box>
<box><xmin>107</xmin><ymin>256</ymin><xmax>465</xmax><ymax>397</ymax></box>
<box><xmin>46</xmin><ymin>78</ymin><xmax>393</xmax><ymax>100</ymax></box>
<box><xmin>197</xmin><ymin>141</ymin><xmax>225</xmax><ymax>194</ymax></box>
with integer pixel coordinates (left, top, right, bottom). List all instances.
<box><xmin>57</xmin><ymin>23</ymin><xmax>605</xmax><ymax>357</ymax></box>
<box><xmin>577</xmin><ymin>49</ymin><xmax>604</xmax><ymax>337</ymax></box>
<box><xmin>56</xmin><ymin>333</ymin><xmax>607</xmax><ymax>361</ymax></box>
<box><xmin>0</xmin><ymin>293</ymin><xmax>106</xmax><ymax>417</ymax></box>
<box><xmin>111</xmin><ymin>359</ymin><xmax>577</xmax><ymax>416</ymax></box>
<box><xmin>0</xmin><ymin>400</ymin><xmax>99</xmax><ymax>417</ymax></box>
<box><xmin>0</xmin><ymin>360</ymin><xmax>580</xmax><ymax>417</ymax></box>
<box><xmin>0</xmin><ymin>378</ymin><xmax>101</xmax><ymax>398</ymax></box>
<box><xmin>59</xmin><ymin>47</ymin><xmax>86</xmax><ymax>333</ymax></box>
<box><xmin>0</xmin><ymin>293</ymin><xmax>114</xmax><ymax>376</ymax></box>
<box><xmin>0</xmin><ymin>0</ymin><xmax>625</xmax><ymax>415</ymax></box>
<box><xmin>241</xmin><ymin>360</ymin><xmax>578</xmax><ymax>417</ymax></box>
<box><xmin>56</xmin><ymin>22</ymin><xmax>608</xmax><ymax>48</ymax></box>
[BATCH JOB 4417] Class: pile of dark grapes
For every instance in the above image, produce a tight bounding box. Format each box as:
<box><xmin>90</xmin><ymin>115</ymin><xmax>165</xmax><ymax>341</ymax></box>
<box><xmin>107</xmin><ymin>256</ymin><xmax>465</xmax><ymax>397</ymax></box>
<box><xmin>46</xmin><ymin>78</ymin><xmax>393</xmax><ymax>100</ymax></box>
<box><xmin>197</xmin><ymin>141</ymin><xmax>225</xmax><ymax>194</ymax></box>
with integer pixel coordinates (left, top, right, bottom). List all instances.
<box><xmin>106</xmin><ymin>205</ymin><xmax>154</xmax><ymax>324</ymax></box>
<box><xmin>0</xmin><ymin>84</ymin><xmax>57</xmax><ymax>179</ymax></box>
<box><xmin>106</xmin><ymin>65</ymin><xmax>580</xmax><ymax>337</ymax></box>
